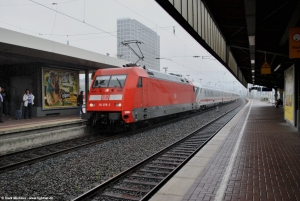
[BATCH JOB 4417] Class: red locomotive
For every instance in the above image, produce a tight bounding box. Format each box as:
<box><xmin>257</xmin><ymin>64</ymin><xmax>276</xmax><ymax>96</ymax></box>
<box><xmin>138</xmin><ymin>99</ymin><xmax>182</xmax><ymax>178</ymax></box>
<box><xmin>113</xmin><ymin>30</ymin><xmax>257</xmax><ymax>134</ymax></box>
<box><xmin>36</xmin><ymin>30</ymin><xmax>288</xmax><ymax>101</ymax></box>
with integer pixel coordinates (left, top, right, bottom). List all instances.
<box><xmin>86</xmin><ymin>66</ymin><xmax>197</xmax><ymax>130</ymax></box>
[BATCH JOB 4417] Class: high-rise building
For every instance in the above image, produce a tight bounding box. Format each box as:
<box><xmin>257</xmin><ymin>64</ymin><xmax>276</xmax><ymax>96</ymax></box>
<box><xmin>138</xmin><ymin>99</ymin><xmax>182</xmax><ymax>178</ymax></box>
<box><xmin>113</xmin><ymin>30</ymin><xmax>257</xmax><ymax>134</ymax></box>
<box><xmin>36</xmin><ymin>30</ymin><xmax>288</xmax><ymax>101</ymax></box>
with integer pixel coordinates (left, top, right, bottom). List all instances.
<box><xmin>117</xmin><ymin>18</ymin><xmax>160</xmax><ymax>71</ymax></box>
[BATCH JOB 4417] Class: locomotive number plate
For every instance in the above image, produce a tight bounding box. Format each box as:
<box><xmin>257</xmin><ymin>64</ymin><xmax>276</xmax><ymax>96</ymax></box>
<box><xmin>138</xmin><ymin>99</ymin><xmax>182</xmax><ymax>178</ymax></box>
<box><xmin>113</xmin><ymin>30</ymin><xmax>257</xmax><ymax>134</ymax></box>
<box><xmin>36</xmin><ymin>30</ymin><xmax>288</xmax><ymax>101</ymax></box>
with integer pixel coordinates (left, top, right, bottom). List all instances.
<box><xmin>99</xmin><ymin>103</ymin><xmax>110</xmax><ymax>106</ymax></box>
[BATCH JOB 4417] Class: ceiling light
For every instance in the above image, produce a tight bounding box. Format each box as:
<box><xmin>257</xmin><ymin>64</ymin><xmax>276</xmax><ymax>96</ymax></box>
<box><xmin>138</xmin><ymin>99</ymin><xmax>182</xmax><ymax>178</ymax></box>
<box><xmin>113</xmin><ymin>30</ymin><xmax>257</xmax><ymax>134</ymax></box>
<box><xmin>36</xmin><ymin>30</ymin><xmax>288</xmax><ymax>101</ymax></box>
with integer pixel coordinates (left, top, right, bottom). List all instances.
<box><xmin>252</xmin><ymin>76</ymin><xmax>254</xmax><ymax>77</ymax></box>
<box><xmin>274</xmin><ymin>64</ymin><xmax>281</xmax><ymax>72</ymax></box>
<box><xmin>248</xmin><ymin>35</ymin><xmax>255</xmax><ymax>46</ymax></box>
<box><xmin>251</xmin><ymin>60</ymin><xmax>255</xmax><ymax>64</ymax></box>
<box><xmin>251</xmin><ymin>70</ymin><xmax>255</xmax><ymax>72</ymax></box>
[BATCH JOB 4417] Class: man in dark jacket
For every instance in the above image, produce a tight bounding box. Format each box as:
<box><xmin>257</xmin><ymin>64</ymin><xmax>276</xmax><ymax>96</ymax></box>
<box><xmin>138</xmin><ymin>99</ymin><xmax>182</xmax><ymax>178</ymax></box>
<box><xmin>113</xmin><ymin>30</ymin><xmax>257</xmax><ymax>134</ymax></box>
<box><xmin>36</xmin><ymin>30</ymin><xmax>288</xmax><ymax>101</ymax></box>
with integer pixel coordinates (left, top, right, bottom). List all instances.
<box><xmin>77</xmin><ymin>91</ymin><xmax>84</xmax><ymax>117</ymax></box>
<box><xmin>1</xmin><ymin>87</ymin><xmax>9</xmax><ymax>116</ymax></box>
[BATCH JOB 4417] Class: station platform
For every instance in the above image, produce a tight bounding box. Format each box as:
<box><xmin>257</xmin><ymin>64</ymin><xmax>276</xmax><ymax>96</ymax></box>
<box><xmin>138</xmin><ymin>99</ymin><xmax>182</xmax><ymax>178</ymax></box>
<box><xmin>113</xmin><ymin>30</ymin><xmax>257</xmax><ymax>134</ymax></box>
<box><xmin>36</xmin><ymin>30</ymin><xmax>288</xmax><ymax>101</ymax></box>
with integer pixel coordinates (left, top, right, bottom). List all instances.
<box><xmin>150</xmin><ymin>99</ymin><xmax>300</xmax><ymax>201</ymax></box>
<box><xmin>0</xmin><ymin>114</ymin><xmax>88</xmax><ymax>154</ymax></box>
<box><xmin>0</xmin><ymin>114</ymin><xmax>86</xmax><ymax>135</ymax></box>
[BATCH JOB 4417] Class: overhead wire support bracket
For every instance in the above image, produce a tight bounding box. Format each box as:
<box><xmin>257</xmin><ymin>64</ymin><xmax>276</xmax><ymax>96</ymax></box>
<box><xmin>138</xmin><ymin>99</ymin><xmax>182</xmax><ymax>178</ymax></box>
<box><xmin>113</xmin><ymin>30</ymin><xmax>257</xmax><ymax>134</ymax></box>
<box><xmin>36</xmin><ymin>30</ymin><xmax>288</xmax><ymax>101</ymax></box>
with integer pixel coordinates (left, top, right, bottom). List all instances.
<box><xmin>121</xmin><ymin>40</ymin><xmax>144</xmax><ymax>65</ymax></box>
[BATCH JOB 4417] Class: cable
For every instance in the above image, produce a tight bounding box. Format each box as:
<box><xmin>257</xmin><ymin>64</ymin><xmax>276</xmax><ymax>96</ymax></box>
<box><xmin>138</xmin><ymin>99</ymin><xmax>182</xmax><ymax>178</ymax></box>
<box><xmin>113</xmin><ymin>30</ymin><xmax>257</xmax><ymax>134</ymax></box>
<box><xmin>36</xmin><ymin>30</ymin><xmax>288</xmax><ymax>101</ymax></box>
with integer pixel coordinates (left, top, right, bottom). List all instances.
<box><xmin>0</xmin><ymin>20</ymin><xmax>42</xmax><ymax>35</ymax></box>
<box><xmin>112</xmin><ymin>0</ymin><xmax>158</xmax><ymax>27</ymax></box>
<box><xmin>49</xmin><ymin>4</ymin><xmax>58</xmax><ymax>40</ymax></box>
<box><xmin>0</xmin><ymin>0</ymin><xmax>77</xmax><ymax>6</ymax></box>
<box><xmin>29</xmin><ymin>0</ymin><xmax>120</xmax><ymax>39</ymax></box>
<box><xmin>41</xmin><ymin>26</ymin><xmax>174</xmax><ymax>37</ymax></box>
<box><xmin>70</xmin><ymin>35</ymin><xmax>112</xmax><ymax>42</ymax></box>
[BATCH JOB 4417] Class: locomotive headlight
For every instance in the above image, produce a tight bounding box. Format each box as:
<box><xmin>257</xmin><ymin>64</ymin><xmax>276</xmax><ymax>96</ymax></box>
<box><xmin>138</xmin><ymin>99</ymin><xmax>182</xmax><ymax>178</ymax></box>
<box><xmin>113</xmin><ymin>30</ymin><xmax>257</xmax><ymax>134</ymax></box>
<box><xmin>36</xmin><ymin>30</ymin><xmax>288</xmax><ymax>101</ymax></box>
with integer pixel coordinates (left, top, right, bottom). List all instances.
<box><xmin>115</xmin><ymin>103</ymin><xmax>122</xmax><ymax>107</ymax></box>
<box><xmin>89</xmin><ymin>103</ymin><xmax>95</xmax><ymax>107</ymax></box>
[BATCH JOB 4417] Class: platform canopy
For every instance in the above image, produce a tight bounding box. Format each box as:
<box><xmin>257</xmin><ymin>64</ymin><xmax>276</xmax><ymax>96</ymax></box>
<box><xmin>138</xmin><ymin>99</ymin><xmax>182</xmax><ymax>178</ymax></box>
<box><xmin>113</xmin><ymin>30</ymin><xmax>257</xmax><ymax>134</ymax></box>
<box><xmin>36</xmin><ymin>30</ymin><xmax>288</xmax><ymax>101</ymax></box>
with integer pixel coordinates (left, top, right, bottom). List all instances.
<box><xmin>156</xmin><ymin>0</ymin><xmax>300</xmax><ymax>89</ymax></box>
<box><xmin>0</xmin><ymin>27</ymin><xmax>127</xmax><ymax>71</ymax></box>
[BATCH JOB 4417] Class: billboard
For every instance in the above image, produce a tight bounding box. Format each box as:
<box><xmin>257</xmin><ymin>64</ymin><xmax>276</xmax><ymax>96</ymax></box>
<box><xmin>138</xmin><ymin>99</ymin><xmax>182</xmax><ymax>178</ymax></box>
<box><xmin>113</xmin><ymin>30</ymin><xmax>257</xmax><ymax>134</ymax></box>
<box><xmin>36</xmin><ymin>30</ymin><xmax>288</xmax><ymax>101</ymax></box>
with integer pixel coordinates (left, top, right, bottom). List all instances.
<box><xmin>284</xmin><ymin>65</ymin><xmax>295</xmax><ymax>125</ymax></box>
<box><xmin>289</xmin><ymin>27</ymin><xmax>300</xmax><ymax>59</ymax></box>
<box><xmin>42</xmin><ymin>68</ymin><xmax>79</xmax><ymax>110</ymax></box>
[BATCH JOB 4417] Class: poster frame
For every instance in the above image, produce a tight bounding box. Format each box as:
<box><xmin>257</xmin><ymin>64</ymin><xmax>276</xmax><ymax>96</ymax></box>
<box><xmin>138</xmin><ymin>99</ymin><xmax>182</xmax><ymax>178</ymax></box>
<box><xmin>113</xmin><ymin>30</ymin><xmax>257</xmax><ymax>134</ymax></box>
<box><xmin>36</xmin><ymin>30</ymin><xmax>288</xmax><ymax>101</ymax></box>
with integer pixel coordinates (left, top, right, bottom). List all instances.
<box><xmin>41</xmin><ymin>67</ymin><xmax>79</xmax><ymax>111</ymax></box>
<box><xmin>284</xmin><ymin>65</ymin><xmax>295</xmax><ymax>126</ymax></box>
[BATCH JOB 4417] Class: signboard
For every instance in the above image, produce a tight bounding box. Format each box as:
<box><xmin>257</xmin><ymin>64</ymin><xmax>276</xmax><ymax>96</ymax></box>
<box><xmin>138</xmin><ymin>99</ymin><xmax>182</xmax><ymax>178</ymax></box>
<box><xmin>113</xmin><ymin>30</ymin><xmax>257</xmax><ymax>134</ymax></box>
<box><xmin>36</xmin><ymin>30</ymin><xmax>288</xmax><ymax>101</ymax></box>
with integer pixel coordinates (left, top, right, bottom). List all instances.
<box><xmin>261</xmin><ymin>61</ymin><xmax>271</xmax><ymax>74</ymax></box>
<box><xmin>284</xmin><ymin>65</ymin><xmax>295</xmax><ymax>126</ymax></box>
<box><xmin>289</xmin><ymin>27</ymin><xmax>300</xmax><ymax>59</ymax></box>
<box><xmin>42</xmin><ymin>68</ymin><xmax>79</xmax><ymax>110</ymax></box>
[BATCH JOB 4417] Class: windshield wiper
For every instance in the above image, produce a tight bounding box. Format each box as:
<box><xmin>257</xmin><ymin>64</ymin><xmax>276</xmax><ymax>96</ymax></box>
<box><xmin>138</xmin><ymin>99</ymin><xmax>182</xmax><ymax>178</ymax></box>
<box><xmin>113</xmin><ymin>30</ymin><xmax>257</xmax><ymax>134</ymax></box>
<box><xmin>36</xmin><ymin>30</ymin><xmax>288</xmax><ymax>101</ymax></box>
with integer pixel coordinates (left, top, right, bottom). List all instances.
<box><xmin>116</xmin><ymin>78</ymin><xmax>122</xmax><ymax>88</ymax></box>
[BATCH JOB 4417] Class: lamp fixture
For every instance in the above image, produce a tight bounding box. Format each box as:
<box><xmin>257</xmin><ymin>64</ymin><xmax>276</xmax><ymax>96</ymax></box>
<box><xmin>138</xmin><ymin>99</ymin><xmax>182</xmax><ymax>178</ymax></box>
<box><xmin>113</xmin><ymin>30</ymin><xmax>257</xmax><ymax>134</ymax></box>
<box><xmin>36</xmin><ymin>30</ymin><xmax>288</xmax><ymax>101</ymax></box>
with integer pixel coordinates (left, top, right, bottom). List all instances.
<box><xmin>251</xmin><ymin>60</ymin><xmax>255</xmax><ymax>64</ymax></box>
<box><xmin>252</xmin><ymin>70</ymin><xmax>255</xmax><ymax>72</ymax></box>
<box><xmin>274</xmin><ymin>64</ymin><xmax>281</xmax><ymax>72</ymax></box>
<box><xmin>248</xmin><ymin>35</ymin><xmax>255</xmax><ymax>46</ymax></box>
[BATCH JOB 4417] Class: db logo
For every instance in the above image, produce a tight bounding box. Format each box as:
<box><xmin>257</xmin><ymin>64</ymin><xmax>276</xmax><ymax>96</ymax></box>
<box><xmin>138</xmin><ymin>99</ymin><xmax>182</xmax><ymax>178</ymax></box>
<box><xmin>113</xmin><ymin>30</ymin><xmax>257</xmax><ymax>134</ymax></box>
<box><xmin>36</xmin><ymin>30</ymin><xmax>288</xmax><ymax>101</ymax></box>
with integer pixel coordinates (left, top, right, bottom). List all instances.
<box><xmin>102</xmin><ymin>95</ymin><xmax>110</xmax><ymax>100</ymax></box>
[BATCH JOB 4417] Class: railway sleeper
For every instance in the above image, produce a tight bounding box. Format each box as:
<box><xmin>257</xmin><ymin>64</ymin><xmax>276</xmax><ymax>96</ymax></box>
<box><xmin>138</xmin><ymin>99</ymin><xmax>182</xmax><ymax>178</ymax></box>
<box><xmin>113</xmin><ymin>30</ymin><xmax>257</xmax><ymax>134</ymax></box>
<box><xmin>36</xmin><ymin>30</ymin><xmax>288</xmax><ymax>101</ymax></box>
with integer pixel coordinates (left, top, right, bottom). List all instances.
<box><xmin>152</xmin><ymin>160</ymin><xmax>182</xmax><ymax>166</ymax></box>
<box><xmin>184</xmin><ymin>137</ymin><xmax>208</xmax><ymax>142</ymax></box>
<box><xmin>178</xmin><ymin>145</ymin><xmax>200</xmax><ymax>149</ymax></box>
<box><xmin>101</xmin><ymin>192</ymin><xmax>140</xmax><ymax>201</ymax></box>
<box><xmin>166</xmin><ymin>151</ymin><xmax>191</xmax><ymax>156</ymax></box>
<box><xmin>155</xmin><ymin>157</ymin><xmax>184</xmax><ymax>162</ymax></box>
<box><xmin>161</xmin><ymin>154</ymin><xmax>186</xmax><ymax>159</ymax></box>
<box><xmin>138</xmin><ymin>168</ymin><xmax>171</xmax><ymax>174</ymax></box>
<box><xmin>170</xmin><ymin>149</ymin><xmax>195</xmax><ymax>153</ymax></box>
<box><xmin>174</xmin><ymin>146</ymin><xmax>198</xmax><ymax>152</ymax></box>
<box><xmin>112</xmin><ymin>185</ymin><xmax>150</xmax><ymax>193</ymax></box>
<box><xmin>123</xmin><ymin>179</ymin><xmax>159</xmax><ymax>186</ymax></box>
<box><xmin>146</xmin><ymin>164</ymin><xmax>175</xmax><ymax>170</ymax></box>
<box><xmin>188</xmin><ymin>135</ymin><xmax>210</xmax><ymax>138</ymax></box>
<box><xmin>130</xmin><ymin>173</ymin><xmax>165</xmax><ymax>180</ymax></box>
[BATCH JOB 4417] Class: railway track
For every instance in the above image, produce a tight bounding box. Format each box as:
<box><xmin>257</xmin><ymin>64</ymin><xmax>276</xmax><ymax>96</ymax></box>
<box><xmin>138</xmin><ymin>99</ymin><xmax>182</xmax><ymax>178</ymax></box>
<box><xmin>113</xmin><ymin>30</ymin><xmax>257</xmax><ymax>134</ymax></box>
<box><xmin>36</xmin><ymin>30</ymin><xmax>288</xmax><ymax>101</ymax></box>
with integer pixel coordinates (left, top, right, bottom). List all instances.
<box><xmin>0</xmin><ymin>101</ymin><xmax>239</xmax><ymax>174</ymax></box>
<box><xmin>72</xmin><ymin>102</ymin><xmax>243</xmax><ymax>201</ymax></box>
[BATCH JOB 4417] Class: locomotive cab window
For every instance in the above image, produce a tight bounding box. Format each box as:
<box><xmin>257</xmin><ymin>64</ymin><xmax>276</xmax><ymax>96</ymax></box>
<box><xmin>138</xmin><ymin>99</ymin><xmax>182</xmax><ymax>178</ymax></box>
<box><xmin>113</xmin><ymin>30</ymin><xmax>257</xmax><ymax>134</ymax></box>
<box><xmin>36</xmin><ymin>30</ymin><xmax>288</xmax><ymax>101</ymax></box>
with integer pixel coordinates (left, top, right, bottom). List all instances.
<box><xmin>108</xmin><ymin>75</ymin><xmax>127</xmax><ymax>88</ymax></box>
<box><xmin>93</xmin><ymin>75</ymin><xmax>127</xmax><ymax>88</ymax></box>
<box><xmin>93</xmin><ymin>75</ymin><xmax>110</xmax><ymax>88</ymax></box>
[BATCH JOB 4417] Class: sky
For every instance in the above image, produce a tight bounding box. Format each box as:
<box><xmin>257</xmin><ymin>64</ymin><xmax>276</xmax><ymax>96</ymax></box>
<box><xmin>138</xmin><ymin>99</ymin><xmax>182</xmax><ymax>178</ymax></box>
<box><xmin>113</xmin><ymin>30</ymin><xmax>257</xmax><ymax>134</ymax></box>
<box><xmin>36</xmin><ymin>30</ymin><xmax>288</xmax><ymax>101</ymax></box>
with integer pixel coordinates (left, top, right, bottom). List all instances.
<box><xmin>0</xmin><ymin>0</ymin><xmax>245</xmax><ymax>93</ymax></box>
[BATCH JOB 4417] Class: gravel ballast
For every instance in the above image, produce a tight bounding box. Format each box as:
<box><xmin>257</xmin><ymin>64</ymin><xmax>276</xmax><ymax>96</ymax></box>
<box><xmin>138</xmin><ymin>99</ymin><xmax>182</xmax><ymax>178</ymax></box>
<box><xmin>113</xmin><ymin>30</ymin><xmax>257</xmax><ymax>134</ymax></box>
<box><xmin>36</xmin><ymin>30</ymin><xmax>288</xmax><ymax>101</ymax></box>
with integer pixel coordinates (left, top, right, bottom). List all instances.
<box><xmin>0</xmin><ymin>100</ymin><xmax>245</xmax><ymax>200</ymax></box>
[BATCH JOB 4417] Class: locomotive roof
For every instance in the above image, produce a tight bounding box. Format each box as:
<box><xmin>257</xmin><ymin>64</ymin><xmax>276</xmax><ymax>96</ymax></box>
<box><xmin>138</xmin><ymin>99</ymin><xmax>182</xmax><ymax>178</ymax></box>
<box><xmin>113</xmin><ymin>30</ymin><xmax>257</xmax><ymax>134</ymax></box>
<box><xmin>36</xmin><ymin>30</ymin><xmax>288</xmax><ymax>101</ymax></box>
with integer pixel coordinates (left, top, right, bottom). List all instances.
<box><xmin>146</xmin><ymin>68</ymin><xmax>191</xmax><ymax>84</ymax></box>
<box><xmin>96</xmin><ymin>66</ymin><xmax>192</xmax><ymax>85</ymax></box>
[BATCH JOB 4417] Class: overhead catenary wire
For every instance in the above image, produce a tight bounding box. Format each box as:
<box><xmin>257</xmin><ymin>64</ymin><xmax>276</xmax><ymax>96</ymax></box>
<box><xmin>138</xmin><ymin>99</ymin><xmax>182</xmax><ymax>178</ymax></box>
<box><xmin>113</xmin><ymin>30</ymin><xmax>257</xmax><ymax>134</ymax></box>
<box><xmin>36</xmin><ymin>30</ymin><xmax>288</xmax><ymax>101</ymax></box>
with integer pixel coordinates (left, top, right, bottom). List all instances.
<box><xmin>49</xmin><ymin>4</ymin><xmax>58</xmax><ymax>40</ymax></box>
<box><xmin>29</xmin><ymin>0</ymin><xmax>121</xmax><ymax>39</ymax></box>
<box><xmin>0</xmin><ymin>0</ymin><xmax>78</xmax><ymax>6</ymax></box>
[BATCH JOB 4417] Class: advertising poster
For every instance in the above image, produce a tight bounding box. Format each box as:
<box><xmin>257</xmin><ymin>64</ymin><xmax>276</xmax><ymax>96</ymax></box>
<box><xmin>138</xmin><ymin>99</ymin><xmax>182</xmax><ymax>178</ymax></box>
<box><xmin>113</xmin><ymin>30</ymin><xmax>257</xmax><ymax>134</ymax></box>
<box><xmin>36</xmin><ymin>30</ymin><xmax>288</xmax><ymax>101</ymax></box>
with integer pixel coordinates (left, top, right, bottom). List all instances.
<box><xmin>284</xmin><ymin>65</ymin><xmax>294</xmax><ymax>125</ymax></box>
<box><xmin>42</xmin><ymin>68</ymin><xmax>79</xmax><ymax>110</ymax></box>
<box><xmin>289</xmin><ymin>27</ymin><xmax>300</xmax><ymax>59</ymax></box>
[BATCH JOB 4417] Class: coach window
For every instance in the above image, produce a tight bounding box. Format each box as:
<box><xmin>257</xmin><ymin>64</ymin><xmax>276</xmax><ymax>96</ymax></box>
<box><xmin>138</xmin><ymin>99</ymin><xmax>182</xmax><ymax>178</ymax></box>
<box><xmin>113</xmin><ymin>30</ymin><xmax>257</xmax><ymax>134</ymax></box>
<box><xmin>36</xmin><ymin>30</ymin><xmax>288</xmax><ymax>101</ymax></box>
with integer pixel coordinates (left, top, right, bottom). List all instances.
<box><xmin>137</xmin><ymin>77</ymin><xmax>143</xmax><ymax>88</ymax></box>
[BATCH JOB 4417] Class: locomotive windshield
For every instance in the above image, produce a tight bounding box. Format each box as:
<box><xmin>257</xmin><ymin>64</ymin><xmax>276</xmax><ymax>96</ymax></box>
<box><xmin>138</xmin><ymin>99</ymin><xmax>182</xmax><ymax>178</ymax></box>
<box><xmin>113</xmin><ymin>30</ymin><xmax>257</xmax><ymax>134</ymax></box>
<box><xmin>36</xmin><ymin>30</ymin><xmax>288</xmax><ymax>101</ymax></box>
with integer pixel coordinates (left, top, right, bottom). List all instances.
<box><xmin>108</xmin><ymin>75</ymin><xmax>126</xmax><ymax>88</ymax></box>
<box><xmin>93</xmin><ymin>75</ymin><xmax>127</xmax><ymax>88</ymax></box>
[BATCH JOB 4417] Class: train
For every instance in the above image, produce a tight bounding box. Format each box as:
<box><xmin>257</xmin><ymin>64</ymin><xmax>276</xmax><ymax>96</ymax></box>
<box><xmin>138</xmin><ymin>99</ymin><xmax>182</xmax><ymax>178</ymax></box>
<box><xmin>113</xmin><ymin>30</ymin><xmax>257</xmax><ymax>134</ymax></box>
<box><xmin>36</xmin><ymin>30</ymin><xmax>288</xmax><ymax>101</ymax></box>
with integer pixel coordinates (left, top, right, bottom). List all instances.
<box><xmin>86</xmin><ymin>66</ymin><xmax>239</xmax><ymax>130</ymax></box>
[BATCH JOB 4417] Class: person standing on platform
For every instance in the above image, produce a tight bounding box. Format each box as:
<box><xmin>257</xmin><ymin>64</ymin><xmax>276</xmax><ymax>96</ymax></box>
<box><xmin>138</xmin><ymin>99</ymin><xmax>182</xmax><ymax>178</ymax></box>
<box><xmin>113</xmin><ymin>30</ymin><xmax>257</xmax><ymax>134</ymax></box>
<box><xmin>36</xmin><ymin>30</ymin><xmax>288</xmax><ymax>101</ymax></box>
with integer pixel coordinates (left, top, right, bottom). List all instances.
<box><xmin>1</xmin><ymin>87</ymin><xmax>9</xmax><ymax>116</ymax></box>
<box><xmin>23</xmin><ymin>89</ymin><xmax>35</xmax><ymax>119</ymax></box>
<box><xmin>77</xmin><ymin>91</ymin><xmax>84</xmax><ymax>117</ymax></box>
<box><xmin>0</xmin><ymin>87</ymin><xmax>3</xmax><ymax>123</ymax></box>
